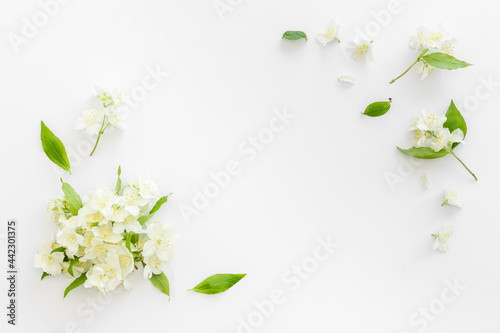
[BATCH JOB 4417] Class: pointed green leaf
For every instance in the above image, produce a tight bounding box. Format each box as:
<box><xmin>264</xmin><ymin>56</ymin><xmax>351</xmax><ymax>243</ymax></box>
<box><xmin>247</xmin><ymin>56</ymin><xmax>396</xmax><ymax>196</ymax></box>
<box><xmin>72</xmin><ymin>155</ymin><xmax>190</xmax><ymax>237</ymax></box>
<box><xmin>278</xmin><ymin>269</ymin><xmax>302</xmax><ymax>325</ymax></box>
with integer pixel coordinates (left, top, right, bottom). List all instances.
<box><xmin>138</xmin><ymin>194</ymin><xmax>172</xmax><ymax>225</ymax></box>
<box><xmin>421</xmin><ymin>53</ymin><xmax>472</xmax><ymax>70</ymax></box>
<box><xmin>443</xmin><ymin>100</ymin><xmax>467</xmax><ymax>148</ymax></box>
<box><xmin>41</xmin><ymin>272</ymin><xmax>49</xmax><ymax>280</ymax></box>
<box><xmin>362</xmin><ymin>99</ymin><xmax>392</xmax><ymax>117</ymax></box>
<box><xmin>150</xmin><ymin>272</ymin><xmax>170</xmax><ymax>297</ymax></box>
<box><xmin>64</xmin><ymin>272</ymin><xmax>87</xmax><ymax>298</ymax></box>
<box><xmin>282</xmin><ymin>31</ymin><xmax>307</xmax><ymax>41</ymax></box>
<box><xmin>397</xmin><ymin>147</ymin><xmax>449</xmax><ymax>159</ymax></box>
<box><xmin>115</xmin><ymin>165</ymin><xmax>122</xmax><ymax>195</ymax></box>
<box><xmin>41</xmin><ymin>121</ymin><xmax>71</xmax><ymax>173</ymax></box>
<box><xmin>125</xmin><ymin>232</ymin><xmax>139</xmax><ymax>253</ymax></box>
<box><xmin>60</xmin><ymin>179</ymin><xmax>83</xmax><ymax>216</ymax></box>
<box><xmin>188</xmin><ymin>274</ymin><xmax>246</xmax><ymax>295</ymax></box>
<box><xmin>68</xmin><ymin>257</ymin><xmax>80</xmax><ymax>277</ymax></box>
<box><xmin>51</xmin><ymin>246</ymin><xmax>66</xmax><ymax>254</ymax></box>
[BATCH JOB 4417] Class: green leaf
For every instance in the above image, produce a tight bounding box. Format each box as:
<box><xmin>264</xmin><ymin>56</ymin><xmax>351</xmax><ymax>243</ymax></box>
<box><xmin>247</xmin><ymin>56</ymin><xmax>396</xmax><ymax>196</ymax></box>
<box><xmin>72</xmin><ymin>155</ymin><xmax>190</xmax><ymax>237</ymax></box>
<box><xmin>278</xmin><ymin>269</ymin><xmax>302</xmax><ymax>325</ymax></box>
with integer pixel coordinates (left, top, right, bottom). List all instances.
<box><xmin>60</xmin><ymin>179</ymin><xmax>83</xmax><ymax>216</ymax></box>
<box><xmin>51</xmin><ymin>246</ymin><xmax>66</xmax><ymax>254</ymax></box>
<box><xmin>443</xmin><ymin>100</ymin><xmax>467</xmax><ymax>148</ymax></box>
<box><xmin>138</xmin><ymin>194</ymin><xmax>172</xmax><ymax>225</ymax></box>
<box><xmin>40</xmin><ymin>121</ymin><xmax>71</xmax><ymax>173</ymax></box>
<box><xmin>125</xmin><ymin>232</ymin><xmax>139</xmax><ymax>253</ymax></box>
<box><xmin>362</xmin><ymin>99</ymin><xmax>392</xmax><ymax>117</ymax></box>
<box><xmin>282</xmin><ymin>31</ymin><xmax>307</xmax><ymax>41</ymax></box>
<box><xmin>41</xmin><ymin>272</ymin><xmax>49</xmax><ymax>280</ymax></box>
<box><xmin>64</xmin><ymin>272</ymin><xmax>87</xmax><ymax>298</ymax></box>
<box><xmin>67</xmin><ymin>257</ymin><xmax>80</xmax><ymax>277</ymax></box>
<box><xmin>421</xmin><ymin>53</ymin><xmax>472</xmax><ymax>70</ymax></box>
<box><xmin>150</xmin><ymin>272</ymin><xmax>170</xmax><ymax>297</ymax></box>
<box><xmin>115</xmin><ymin>165</ymin><xmax>122</xmax><ymax>195</ymax></box>
<box><xmin>188</xmin><ymin>274</ymin><xmax>246</xmax><ymax>295</ymax></box>
<box><xmin>397</xmin><ymin>147</ymin><xmax>449</xmax><ymax>159</ymax></box>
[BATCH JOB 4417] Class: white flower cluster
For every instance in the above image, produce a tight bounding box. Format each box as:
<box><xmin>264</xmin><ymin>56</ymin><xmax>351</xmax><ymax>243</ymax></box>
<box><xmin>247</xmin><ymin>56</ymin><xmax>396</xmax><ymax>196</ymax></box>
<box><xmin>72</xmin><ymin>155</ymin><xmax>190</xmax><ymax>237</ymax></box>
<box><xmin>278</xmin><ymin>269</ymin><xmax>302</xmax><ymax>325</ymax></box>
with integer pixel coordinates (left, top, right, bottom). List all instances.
<box><xmin>409</xmin><ymin>25</ymin><xmax>456</xmax><ymax>79</ymax></box>
<box><xmin>34</xmin><ymin>175</ymin><xmax>179</xmax><ymax>294</ymax></box>
<box><xmin>409</xmin><ymin>109</ymin><xmax>464</xmax><ymax>152</ymax></box>
<box><xmin>75</xmin><ymin>86</ymin><xmax>128</xmax><ymax>135</ymax></box>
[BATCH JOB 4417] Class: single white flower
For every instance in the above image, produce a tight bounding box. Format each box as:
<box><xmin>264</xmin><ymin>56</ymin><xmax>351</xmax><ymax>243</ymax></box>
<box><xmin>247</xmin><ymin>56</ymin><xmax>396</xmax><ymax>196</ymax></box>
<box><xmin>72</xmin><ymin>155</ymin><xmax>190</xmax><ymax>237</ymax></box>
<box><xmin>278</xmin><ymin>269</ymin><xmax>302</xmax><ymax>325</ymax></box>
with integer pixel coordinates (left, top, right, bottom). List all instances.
<box><xmin>443</xmin><ymin>185</ymin><xmax>462</xmax><ymax>207</ymax></box>
<box><xmin>121</xmin><ymin>185</ymin><xmax>150</xmax><ymax>215</ymax></box>
<box><xmin>79</xmin><ymin>206</ymin><xmax>106</xmax><ymax>228</ymax></box>
<box><xmin>347</xmin><ymin>40</ymin><xmax>373</xmax><ymax>62</ymax></box>
<box><xmin>95</xmin><ymin>86</ymin><xmax>126</xmax><ymax>107</ymax></box>
<box><xmin>84</xmin><ymin>255</ymin><xmax>122</xmax><ymax>293</ymax></box>
<box><xmin>418</xmin><ymin>109</ymin><xmax>447</xmax><ymax>132</ymax></box>
<box><xmin>112</xmin><ymin>214</ymin><xmax>143</xmax><ymax>234</ymax></box>
<box><xmin>429</xmin><ymin>128</ymin><xmax>452</xmax><ymax>152</ymax></box>
<box><xmin>450</xmin><ymin>128</ymin><xmax>465</xmax><ymax>144</ymax></box>
<box><xmin>432</xmin><ymin>224</ymin><xmax>454</xmax><ymax>252</ymax></box>
<box><xmin>143</xmin><ymin>254</ymin><xmax>168</xmax><ymax>279</ymax></box>
<box><xmin>316</xmin><ymin>20</ymin><xmax>340</xmax><ymax>46</ymax></box>
<box><xmin>75</xmin><ymin>109</ymin><xmax>105</xmax><ymax>135</ymax></box>
<box><xmin>84</xmin><ymin>188</ymin><xmax>120</xmax><ymax>218</ymax></box>
<box><xmin>142</xmin><ymin>224</ymin><xmax>179</xmax><ymax>261</ymax></box>
<box><xmin>83</xmin><ymin>237</ymin><xmax>117</xmax><ymax>263</ymax></box>
<box><xmin>117</xmin><ymin>246</ymin><xmax>135</xmax><ymax>278</ymax></box>
<box><xmin>104</xmin><ymin>107</ymin><xmax>127</xmax><ymax>129</ymax></box>
<box><xmin>59</xmin><ymin>215</ymin><xmax>84</xmax><ymax>230</ymax></box>
<box><xmin>56</xmin><ymin>227</ymin><xmax>84</xmax><ymax>258</ymax></box>
<box><xmin>34</xmin><ymin>241</ymin><xmax>65</xmax><ymax>276</ymax></box>
<box><xmin>412</xmin><ymin>129</ymin><xmax>428</xmax><ymax>148</ymax></box>
<box><xmin>414</xmin><ymin>61</ymin><xmax>435</xmax><ymax>80</ymax></box>
<box><xmin>419</xmin><ymin>171</ymin><xmax>429</xmax><ymax>190</ymax></box>
<box><xmin>137</xmin><ymin>176</ymin><xmax>161</xmax><ymax>200</ymax></box>
<box><xmin>92</xmin><ymin>221</ymin><xmax>123</xmax><ymax>243</ymax></box>
<box><xmin>338</xmin><ymin>75</ymin><xmax>355</xmax><ymax>84</ymax></box>
<box><xmin>46</xmin><ymin>199</ymin><xmax>65</xmax><ymax>223</ymax></box>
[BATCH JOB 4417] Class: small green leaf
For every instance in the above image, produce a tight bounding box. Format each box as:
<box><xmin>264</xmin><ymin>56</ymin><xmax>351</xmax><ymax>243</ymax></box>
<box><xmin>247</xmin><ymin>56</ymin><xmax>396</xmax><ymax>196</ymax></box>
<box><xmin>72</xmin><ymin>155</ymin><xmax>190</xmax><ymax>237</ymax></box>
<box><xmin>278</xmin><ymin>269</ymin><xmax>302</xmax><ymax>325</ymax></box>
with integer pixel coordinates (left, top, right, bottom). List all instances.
<box><xmin>397</xmin><ymin>147</ymin><xmax>449</xmax><ymax>159</ymax></box>
<box><xmin>362</xmin><ymin>99</ymin><xmax>392</xmax><ymax>117</ymax></box>
<box><xmin>150</xmin><ymin>272</ymin><xmax>170</xmax><ymax>297</ymax></box>
<box><xmin>421</xmin><ymin>53</ymin><xmax>472</xmax><ymax>70</ymax></box>
<box><xmin>282</xmin><ymin>31</ymin><xmax>307</xmax><ymax>41</ymax></box>
<box><xmin>125</xmin><ymin>232</ymin><xmax>138</xmax><ymax>253</ymax></box>
<box><xmin>41</xmin><ymin>272</ymin><xmax>49</xmax><ymax>280</ymax></box>
<box><xmin>443</xmin><ymin>100</ymin><xmax>467</xmax><ymax>148</ymax></box>
<box><xmin>41</xmin><ymin>121</ymin><xmax>71</xmax><ymax>173</ymax></box>
<box><xmin>64</xmin><ymin>272</ymin><xmax>87</xmax><ymax>298</ymax></box>
<box><xmin>115</xmin><ymin>166</ymin><xmax>122</xmax><ymax>195</ymax></box>
<box><xmin>138</xmin><ymin>194</ymin><xmax>172</xmax><ymax>225</ymax></box>
<box><xmin>189</xmin><ymin>274</ymin><xmax>246</xmax><ymax>295</ymax></box>
<box><xmin>51</xmin><ymin>246</ymin><xmax>66</xmax><ymax>254</ymax></box>
<box><xmin>68</xmin><ymin>257</ymin><xmax>80</xmax><ymax>277</ymax></box>
<box><xmin>60</xmin><ymin>179</ymin><xmax>83</xmax><ymax>216</ymax></box>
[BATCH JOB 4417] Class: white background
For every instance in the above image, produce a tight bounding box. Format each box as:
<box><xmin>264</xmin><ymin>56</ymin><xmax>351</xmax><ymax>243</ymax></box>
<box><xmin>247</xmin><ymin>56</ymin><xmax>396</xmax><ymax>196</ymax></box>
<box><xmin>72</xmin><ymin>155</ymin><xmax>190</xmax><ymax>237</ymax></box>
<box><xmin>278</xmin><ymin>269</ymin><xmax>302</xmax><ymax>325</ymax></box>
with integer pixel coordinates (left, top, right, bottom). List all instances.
<box><xmin>1</xmin><ymin>0</ymin><xmax>499</xmax><ymax>332</ymax></box>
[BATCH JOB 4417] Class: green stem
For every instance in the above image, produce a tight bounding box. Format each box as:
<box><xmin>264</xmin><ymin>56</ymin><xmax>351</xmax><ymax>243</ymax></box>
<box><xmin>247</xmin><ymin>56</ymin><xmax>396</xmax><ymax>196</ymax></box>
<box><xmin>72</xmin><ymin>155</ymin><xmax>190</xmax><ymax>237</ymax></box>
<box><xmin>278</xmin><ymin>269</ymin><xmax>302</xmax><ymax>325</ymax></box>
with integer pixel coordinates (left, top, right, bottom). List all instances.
<box><xmin>390</xmin><ymin>49</ymin><xmax>428</xmax><ymax>84</ymax></box>
<box><xmin>447</xmin><ymin>149</ymin><xmax>478</xmax><ymax>181</ymax></box>
<box><xmin>90</xmin><ymin>117</ymin><xmax>108</xmax><ymax>156</ymax></box>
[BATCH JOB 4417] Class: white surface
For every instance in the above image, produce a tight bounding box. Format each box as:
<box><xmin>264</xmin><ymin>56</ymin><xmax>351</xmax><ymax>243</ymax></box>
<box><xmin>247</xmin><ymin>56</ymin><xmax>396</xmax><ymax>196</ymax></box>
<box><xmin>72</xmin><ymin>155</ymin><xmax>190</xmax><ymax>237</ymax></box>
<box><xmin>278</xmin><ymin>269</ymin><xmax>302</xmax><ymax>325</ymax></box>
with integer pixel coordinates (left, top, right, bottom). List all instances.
<box><xmin>1</xmin><ymin>0</ymin><xmax>499</xmax><ymax>332</ymax></box>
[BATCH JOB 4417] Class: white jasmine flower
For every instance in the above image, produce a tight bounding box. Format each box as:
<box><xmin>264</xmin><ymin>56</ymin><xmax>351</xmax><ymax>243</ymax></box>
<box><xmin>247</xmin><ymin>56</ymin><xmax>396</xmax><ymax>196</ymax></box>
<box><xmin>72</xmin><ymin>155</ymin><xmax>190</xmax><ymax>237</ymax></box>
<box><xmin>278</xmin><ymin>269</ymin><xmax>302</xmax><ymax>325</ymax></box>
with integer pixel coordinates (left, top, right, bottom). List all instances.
<box><xmin>316</xmin><ymin>20</ymin><xmax>340</xmax><ymax>45</ymax></box>
<box><xmin>46</xmin><ymin>199</ymin><xmax>66</xmax><ymax>223</ymax></box>
<box><xmin>419</xmin><ymin>171</ymin><xmax>429</xmax><ymax>190</ymax></box>
<box><xmin>121</xmin><ymin>185</ymin><xmax>149</xmax><ymax>215</ymax></box>
<box><xmin>75</xmin><ymin>109</ymin><xmax>105</xmax><ymax>135</ymax></box>
<box><xmin>432</xmin><ymin>224</ymin><xmax>454</xmax><ymax>252</ymax></box>
<box><xmin>413</xmin><ymin>129</ymin><xmax>428</xmax><ymax>148</ymax></box>
<box><xmin>95</xmin><ymin>86</ymin><xmax>126</xmax><ymax>107</ymax></box>
<box><xmin>83</xmin><ymin>237</ymin><xmax>117</xmax><ymax>263</ymax></box>
<box><xmin>59</xmin><ymin>215</ymin><xmax>84</xmax><ymax>229</ymax></box>
<box><xmin>338</xmin><ymin>75</ymin><xmax>355</xmax><ymax>84</ymax></box>
<box><xmin>108</xmin><ymin>205</ymin><xmax>129</xmax><ymax>223</ymax></box>
<box><xmin>415</xmin><ymin>61</ymin><xmax>434</xmax><ymax>80</ymax></box>
<box><xmin>347</xmin><ymin>40</ymin><xmax>373</xmax><ymax>62</ymax></box>
<box><xmin>418</xmin><ymin>109</ymin><xmax>447</xmax><ymax>132</ymax></box>
<box><xmin>450</xmin><ymin>128</ymin><xmax>465</xmax><ymax>144</ymax></box>
<box><xmin>429</xmin><ymin>128</ymin><xmax>452</xmax><ymax>152</ymax></box>
<box><xmin>104</xmin><ymin>107</ymin><xmax>127</xmax><ymax>129</ymax></box>
<box><xmin>142</xmin><ymin>224</ymin><xmax>179</xmax><ymax>261</ymax></box>
<box><xmin>117</xmin><ymin>246</ymin><xmax>135</xmax><ymax>278</ymax></box>
<box><xmin>34</xmin><ymin>241</ymin><xmax>65</xmax><ymax>276</ymax></box>
<box><xmin>84</xmin><ymin>255</ymin><xmax>122</xmax><ymax>293</ymax></box>
<box><xmin>56</xmin><ymin>227</ymin><xmax>84</xmax><ymax>258</ymax></box>
<box><xmin>112</xmin><ymin>214</ymin><xmax>143</xmax><ymax>234</ymax></box>
<box><xmin>443</xmin><ymin>185</ymin><xmax>462</xmax><ymax>207</ymax></box>
<box><xmin>85</xmin><ymin>188</ymin><xmax>120</xmax><ymax>218</ymax></box>
<box><xmin>143</xmin><ymin>254</ymin><xmax>168</xmax><ymax>279</ymax></box>
<box><xmin>79</xmin><ymin>206</ymin><xmax>106</xmax><ymax>228</ymax></box>
<box><xmin>137</xmin><ymin>176</ymin><xmax>161</xmax><ymax>200</ymax></box>
<box><xmin>92</xmin><ymin>222</ymin><xmax>123</xmax><ymax>243</ymax></box>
